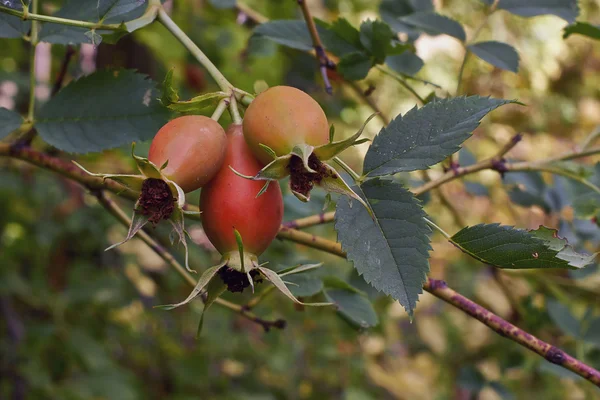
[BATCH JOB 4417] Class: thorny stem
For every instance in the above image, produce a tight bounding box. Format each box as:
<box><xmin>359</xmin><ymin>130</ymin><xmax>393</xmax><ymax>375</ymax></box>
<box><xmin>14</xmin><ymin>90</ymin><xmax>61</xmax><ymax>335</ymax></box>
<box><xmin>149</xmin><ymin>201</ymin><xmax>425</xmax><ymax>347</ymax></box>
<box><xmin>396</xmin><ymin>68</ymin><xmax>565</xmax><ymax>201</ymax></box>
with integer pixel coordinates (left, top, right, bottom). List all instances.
<box><xmin>94</xmin><ymin>191</ymin><xmax>285</xmax><ymax>331</ymax></box>
<box><xmin>297</xmin><ymin>0</ymin><xmax>334</xmax><ymax>94</ymax></box>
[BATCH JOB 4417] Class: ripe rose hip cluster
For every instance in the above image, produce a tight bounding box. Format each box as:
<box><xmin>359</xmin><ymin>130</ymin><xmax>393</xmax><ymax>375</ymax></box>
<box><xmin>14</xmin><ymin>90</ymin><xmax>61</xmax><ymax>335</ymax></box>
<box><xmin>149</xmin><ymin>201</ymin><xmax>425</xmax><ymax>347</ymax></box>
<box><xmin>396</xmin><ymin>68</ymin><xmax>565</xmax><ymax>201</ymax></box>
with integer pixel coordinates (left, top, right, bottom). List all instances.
<box><xmin>78</xmin><ymin>85</ymin><xmax>370</xmax><ymax>326</ymax></box>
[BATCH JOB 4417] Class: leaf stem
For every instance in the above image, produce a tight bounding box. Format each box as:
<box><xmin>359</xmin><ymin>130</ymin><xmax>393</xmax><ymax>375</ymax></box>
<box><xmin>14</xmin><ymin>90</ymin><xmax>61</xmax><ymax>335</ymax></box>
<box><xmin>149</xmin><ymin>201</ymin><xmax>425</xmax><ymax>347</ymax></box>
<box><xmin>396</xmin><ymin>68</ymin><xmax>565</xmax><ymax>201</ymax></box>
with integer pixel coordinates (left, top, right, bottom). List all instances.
<box><xmin>377</xmin><ymin>66</ymin><xmax>425</xmax><ymax>105</ymax></box>
<box><xmin>0</xmin><ymin>4</ymin><xmax>122</xmax><ymax>30</ymax></box>
<box><xmin>423</xmin><ymin>217</ymin><xmax>451</xmax><ymax>239</ymax></box>
<box><xmin>157</xmin><ymin>8</ymin><xmax>232</xmax><ymax>93</ymax></box>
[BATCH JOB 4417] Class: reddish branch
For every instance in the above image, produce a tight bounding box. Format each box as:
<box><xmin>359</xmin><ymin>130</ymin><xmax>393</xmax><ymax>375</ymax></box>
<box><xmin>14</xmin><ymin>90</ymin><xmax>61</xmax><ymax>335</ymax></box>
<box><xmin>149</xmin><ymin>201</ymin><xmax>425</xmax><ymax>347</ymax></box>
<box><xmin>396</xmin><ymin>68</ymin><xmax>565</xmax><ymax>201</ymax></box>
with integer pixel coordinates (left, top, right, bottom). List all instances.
<box><xmin>297</xmin><ymin>0</ymin><xmax>334</xmax><ymax>94</ymax></box>
<box><xmin>425</xmin><ymin>279</ymin><xmax>600</xmax><ymax>387</ymax></box>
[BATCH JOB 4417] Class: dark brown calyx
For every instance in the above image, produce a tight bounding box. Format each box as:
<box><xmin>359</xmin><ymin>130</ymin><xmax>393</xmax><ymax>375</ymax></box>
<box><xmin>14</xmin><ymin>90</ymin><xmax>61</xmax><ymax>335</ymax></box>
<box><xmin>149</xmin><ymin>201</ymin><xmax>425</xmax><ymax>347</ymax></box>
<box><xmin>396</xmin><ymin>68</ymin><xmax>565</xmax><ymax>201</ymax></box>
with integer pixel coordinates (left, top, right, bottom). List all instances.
<box><xmin>288</xmin><ymin>153</ymin><xmax>333</xmax><ymax>198</ymax></box>
<box><xmin>218</xmin><ymin>267</ymin><xmax>262</xmax><ymax>293</ymax></box>
<box><xmin>137</xmin><ymin>178</ymin><xmax>175</xmax><ymax>224</ymax></box>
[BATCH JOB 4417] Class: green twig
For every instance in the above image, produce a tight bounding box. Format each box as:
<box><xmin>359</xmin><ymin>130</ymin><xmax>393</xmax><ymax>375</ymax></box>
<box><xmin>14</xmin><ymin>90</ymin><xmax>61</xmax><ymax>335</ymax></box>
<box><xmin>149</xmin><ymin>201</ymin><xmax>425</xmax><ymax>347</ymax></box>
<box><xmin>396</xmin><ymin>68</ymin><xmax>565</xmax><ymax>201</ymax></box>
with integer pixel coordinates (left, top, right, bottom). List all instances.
<box><xmin>0</xmin><ymin>4</ymin><xmax>122</xmax><ymax>30</ymax></box>
<box><xmin>26</xmin><ymin>0</ymin><xmax>39</xmax><ymax>123</ymax></box>
<box><xmin>157</xmin><ymin>8</ymin><xmax>232</xmax><ymax>93</ymax></box>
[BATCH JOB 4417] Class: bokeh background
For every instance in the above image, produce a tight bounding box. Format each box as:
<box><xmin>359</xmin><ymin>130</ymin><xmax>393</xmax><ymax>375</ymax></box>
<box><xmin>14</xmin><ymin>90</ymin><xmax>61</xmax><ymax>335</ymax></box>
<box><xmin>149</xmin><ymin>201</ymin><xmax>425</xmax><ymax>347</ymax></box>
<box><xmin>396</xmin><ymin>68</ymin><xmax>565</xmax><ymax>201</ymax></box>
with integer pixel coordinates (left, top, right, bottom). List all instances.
<box><xmin>1</xmin><ymin>0</ymin><xmax>600</xmax><ymax>399</ymax></box>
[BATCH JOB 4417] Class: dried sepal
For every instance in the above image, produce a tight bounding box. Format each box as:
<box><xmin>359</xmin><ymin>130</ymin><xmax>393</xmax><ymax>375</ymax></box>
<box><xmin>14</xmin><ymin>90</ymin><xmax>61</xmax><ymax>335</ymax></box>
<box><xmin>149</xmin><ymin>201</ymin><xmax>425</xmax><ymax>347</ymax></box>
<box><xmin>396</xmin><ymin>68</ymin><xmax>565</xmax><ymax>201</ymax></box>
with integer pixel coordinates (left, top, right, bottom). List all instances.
<box><xmin>155</xmin><ymin>263</ymin><xmax>225</xmax><ymax>310</ymax></box>
<box><xmin>278</xmin><ymin>262</ymin><xmax>323</xmax><ymax>277</ymax></box>
<box><xmin>291</xmin><ymin>144</ymin><xmax>317</xmax><ymax>173</ymax></box>
<box><xmin>73</xmin><ymin>161</ymin><xmax>146</xmax><ymax>192</ymax></box>
<box><xmin>105</xmin><ymin>209</ymin><xmax>151</xmax><ymax>251</ymax></box>
<box><xmin>169</xmin><ymin>207</ymin><xmax>194</xmax><ymax>273</ymax></box>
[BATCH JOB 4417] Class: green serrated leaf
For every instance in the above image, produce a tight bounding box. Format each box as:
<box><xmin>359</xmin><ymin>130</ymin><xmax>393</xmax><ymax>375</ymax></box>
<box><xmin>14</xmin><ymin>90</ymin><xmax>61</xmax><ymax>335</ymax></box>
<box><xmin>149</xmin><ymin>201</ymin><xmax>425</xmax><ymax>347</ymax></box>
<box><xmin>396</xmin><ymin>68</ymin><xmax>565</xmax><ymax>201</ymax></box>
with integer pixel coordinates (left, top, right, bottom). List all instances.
<box><xmin>379</xmin><ymin>0</ymin><xmax>433</xmax><ymax>39</ymax></box>
<box><xmin>316</xmin><ymin>17</ymin><xmax>363</xmax><ymax>57</ymax></box>
<box><xmin>363</xmin><ymin>96</ymin><xmax>515</xmax><ymax>177</ymax></box>
<box><xmin>0</xmin><ymin>2</ymin><xmax>31</xmax><ymax>39</ymax></box>
<box><xmin>359</xmin><ymin>19</ymin><xmax>395</xmax><ymax>64</ymax></box>
<box><xmin>337</xmin><ymin>52</ymin><xmax>373</xmax><ymax>81</ymax></box>
<box><xmin>531</xmin><ymin>226</ymin><xmax>597</xmax><ymax>268</ymax></box>
<box><xmin>450</xmin><ymin>224</ymin><xmax>595</xmax><ymax>270</ymax></box>
<box><xmin>39</xmin><ymin>0</ymin><xmax>148</xmax><ymax>45</ymax></box>
<box><xmin>253</xmin><ymin>20</ymin><xmax>314</xmax><ymax>51</ymax></box>
<box><xmin>36</xmin><ymin>69</ymin><xmax>170</xmax><ymax>153</ymax></box>
<box><xmin>482</xmin><ymin>0</ymin><xmax>579</xmax><ymax>23</ymax></box>
<box><xmin>386</xmin><ymin>51</ymin><xmax>424</xmax><ymax>76</ymax></box>
<box><xmin>324</xmin><ymin>288</ymin><xmax>379</xmax><ymax>329</ymax></box>
<box><xmin>399</xmin><ymin>12</ymin><xmax>466</xmax><ymax>41</ymax></box>
<box><xmin>335</xmin><ymin>178</ymin><xmax>432</xmax><ymax>316</ymax></box>
<box><xmin>469</xmin><ymin>41</ymin><xmax>520</xmax><ymax>73</ymax></box>
<box><xmin>0</xmin><ymin>107</ymin><xmax>24</xmax><ymax>139</ymax></box>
